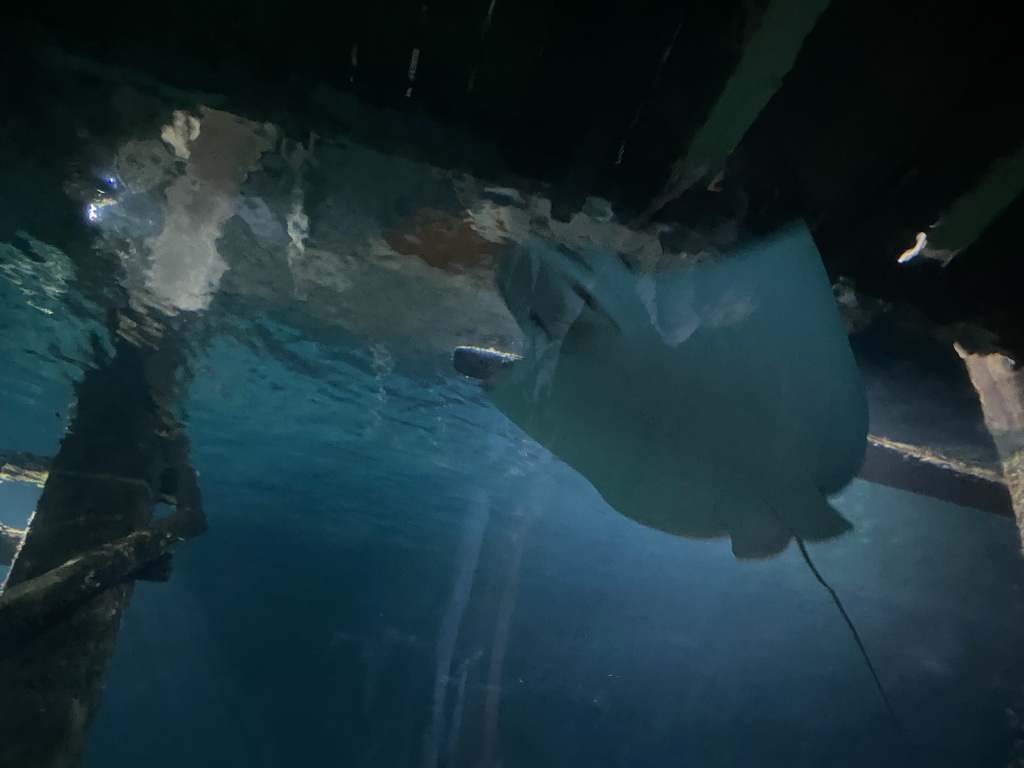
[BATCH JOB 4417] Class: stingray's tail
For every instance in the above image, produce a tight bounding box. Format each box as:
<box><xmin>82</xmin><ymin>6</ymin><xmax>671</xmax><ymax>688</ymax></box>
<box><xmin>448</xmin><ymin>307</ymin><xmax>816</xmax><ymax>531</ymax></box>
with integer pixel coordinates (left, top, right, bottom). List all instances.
<box><xmin>791</xmin><ymin>535</ymin><xmax>907</xmax><ymax>739</ymax></box>
<box><xmin>767</xmin><ymin>505</ymin><xmax>908</xmax><ymax>742</ymax></box>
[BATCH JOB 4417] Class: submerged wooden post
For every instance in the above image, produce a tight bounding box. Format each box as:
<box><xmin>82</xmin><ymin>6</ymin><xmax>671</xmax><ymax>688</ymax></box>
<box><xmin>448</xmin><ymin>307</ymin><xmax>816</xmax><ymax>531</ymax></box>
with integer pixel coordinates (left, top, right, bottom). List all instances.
<box><xmin>956</xmin><ymin>346</ymin><xmax>1024</xmax><ymax>547</ymax></box>
<box><xmin>0</xmin><ymin>323</ymin><xmax>204</xmax><ymax>767</ymax></box>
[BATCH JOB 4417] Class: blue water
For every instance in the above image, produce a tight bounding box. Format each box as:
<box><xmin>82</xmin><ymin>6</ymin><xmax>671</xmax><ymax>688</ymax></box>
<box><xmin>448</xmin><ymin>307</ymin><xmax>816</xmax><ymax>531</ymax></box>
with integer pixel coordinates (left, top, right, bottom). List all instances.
<box><xmin>1</xmin><ymin>99</ymin><xmax>1023</xmax><ymax>766</ymax></box>
<box><xmin>3</xmin><ymin>310</ymin><xmax>1017</xmax><ymax>767</ymax></box>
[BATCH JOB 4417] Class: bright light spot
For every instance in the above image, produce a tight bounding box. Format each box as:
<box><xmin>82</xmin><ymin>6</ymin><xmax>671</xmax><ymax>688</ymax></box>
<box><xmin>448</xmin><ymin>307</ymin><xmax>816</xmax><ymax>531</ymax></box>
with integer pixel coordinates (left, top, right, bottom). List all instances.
<box><xmin>897</xmin><ymin>232</ymin><xmax>927</xmax><ymax>263</ymax></box>
<box><xmin>85</xmin><ymin>199</ymin><xmax>116</xmax><ymax>223</ymax></box>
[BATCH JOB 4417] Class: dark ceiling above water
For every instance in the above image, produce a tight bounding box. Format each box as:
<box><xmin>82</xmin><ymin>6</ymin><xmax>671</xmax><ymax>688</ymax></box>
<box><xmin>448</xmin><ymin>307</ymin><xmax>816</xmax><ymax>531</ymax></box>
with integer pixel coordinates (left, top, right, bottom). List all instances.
<box><xmin>3</xmin><ymin>0</ymin><xmax>1023</xmax><ymax>357</ymax></box>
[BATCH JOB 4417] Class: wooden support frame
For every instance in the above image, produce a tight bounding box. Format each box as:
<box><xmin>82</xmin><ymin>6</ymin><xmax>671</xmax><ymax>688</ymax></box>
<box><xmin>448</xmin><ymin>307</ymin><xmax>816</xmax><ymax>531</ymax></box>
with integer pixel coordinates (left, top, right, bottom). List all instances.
<box><xmin>0</xmin><ymin>326</ymin><xmax>205</xmax><ymax>768</ymax></box>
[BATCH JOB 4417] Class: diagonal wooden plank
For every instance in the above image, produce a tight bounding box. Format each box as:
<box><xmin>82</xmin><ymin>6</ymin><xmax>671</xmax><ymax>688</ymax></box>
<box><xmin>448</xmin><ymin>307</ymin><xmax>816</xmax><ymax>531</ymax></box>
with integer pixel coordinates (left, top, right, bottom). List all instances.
<box><xmin>643</xmin><ymin>0</ymin><xmax>834</xmax><ymax>219</ymax></box>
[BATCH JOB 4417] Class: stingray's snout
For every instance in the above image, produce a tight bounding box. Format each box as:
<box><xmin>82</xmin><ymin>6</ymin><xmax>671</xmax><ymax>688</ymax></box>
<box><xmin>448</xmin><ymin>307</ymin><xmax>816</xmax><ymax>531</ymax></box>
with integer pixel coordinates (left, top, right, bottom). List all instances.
<box><xmin>495</xmin><ymin>244</ymin><xmax>593</xmax><ymax>347</ymax></box>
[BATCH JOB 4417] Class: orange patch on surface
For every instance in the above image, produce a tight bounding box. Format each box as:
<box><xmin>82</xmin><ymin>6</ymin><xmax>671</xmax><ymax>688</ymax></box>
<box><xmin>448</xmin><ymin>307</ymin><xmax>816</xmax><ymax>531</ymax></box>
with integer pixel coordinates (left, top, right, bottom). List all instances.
<box><xmin>384</xmin><ymin>208</ymin><xmax>500</xmax><ymax>275</ymax></box>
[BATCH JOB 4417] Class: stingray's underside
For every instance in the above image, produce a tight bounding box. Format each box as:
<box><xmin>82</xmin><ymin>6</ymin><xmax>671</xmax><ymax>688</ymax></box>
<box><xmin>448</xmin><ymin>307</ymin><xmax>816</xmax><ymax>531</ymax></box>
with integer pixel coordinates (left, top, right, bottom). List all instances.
<box><xmin>473</xmin><ymin>222</ymin><xmax>868</xmax><ymax>559</ymax></box>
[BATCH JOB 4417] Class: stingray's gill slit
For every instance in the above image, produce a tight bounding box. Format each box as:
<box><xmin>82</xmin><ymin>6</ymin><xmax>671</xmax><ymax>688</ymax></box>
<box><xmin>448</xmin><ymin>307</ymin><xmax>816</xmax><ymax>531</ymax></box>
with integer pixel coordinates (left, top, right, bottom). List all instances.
<box><xmin>570</xmin><ymin>282</ymin><xmax>621</xmax><ymax>331</ymax></box>
<box><xmin>766</xmin><ymin>503</ymin><xmax>909</xmax><ymax>743</ymax></box>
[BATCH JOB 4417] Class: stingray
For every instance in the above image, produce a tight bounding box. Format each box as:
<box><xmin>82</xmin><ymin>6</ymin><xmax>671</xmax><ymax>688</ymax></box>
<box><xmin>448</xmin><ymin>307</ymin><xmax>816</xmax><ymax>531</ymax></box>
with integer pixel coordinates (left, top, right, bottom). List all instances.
<box><xmin>454</xmin><ymin>222</ymin><xmax>912</xmax><ymax>736</ymax></box>
<box><xmin>460</xmin><ymin>221</ymin><xmax>868</xmax><ymax>560</ymax></box>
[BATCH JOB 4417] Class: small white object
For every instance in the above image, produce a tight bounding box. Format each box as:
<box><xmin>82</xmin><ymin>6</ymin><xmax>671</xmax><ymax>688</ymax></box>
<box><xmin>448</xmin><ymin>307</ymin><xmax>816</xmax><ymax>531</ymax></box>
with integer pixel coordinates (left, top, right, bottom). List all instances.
<box><xmin>897</xmin><ymin>232</ymin><xmax>928</xmax><ymax>263</ymax></box>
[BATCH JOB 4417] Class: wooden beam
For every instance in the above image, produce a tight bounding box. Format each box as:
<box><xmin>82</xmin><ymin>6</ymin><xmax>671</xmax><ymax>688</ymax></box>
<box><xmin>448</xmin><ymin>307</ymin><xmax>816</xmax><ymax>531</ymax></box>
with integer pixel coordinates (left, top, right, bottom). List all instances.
<box><xmin>910</xmin><ymin>142</ymin><xmax>1024</xmax><ymax>265</ymax></box>
<box><xmin>861</xmin><ymin>436</ymin><xmax>1011</xmax><ymax>517</ymax></box>
<box><xmin>866</xmin><ymin>435</ymin><xmax>1002</xmax><ymax>485</ymax></box>
<box><xmin>643</xmin><ymin>0</ymin><xmax>834</xmax><ymax>219</ymax></box>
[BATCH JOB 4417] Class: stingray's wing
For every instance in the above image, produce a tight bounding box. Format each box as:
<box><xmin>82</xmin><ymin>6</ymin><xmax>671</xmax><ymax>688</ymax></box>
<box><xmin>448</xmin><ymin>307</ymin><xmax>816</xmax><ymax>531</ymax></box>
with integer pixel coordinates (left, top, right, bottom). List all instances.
<box><xmin>651</xmin><ymin>222</ymin><xmax>868</xmax><ymax>494</ymax></box>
